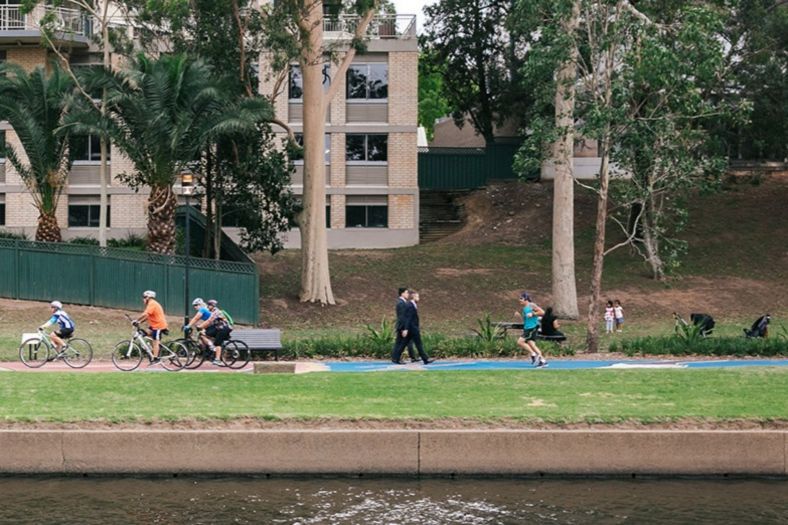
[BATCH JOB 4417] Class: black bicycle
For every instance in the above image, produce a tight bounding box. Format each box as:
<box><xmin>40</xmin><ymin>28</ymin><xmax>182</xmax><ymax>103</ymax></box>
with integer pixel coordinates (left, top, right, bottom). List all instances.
<box><xmin>177</xmin><ymin>328</ymin><xmax>250</xmax><ymax>370</ymax></box>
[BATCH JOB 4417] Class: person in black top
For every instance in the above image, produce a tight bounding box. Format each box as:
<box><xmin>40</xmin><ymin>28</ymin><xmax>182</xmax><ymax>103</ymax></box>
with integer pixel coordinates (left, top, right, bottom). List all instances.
<box><xmin>391</xmin><ymin>287</ymin><xmax>414</xmax><ymax>364</ymax></box>
<box><xmin>539</xmin><ymin>307</ymin><xmax>567</xmax><ymax>342</ymax></box>
<box><xmin>405</xmin><ymin>290</ymin><xmax>435</xmax><ymax>364</ymax></box>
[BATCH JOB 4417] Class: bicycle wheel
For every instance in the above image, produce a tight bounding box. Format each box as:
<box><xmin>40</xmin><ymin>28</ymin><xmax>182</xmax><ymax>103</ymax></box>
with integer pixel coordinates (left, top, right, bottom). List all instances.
<box><xmin>63</xmin><ymin>338</ymin><xmax>93</xmax><ymax>368</ymax></box>
<box><xmin>19</xmin><ymin>337</ymin><xmax>49</xmax><ymax>368</ymax></box>
<box><xmin>112</xmin><ymin>340</ymin><xmax>144</xmax><ymax>371</ymax></box>
<box><xmin>159</xmin><ymin>342</ymin><xmax>184</xmax><ymax>371</ymax></box>
<box><xmin>175</xmin><ymin>338</ymin><xmax>199</xmax><ymax>368</ymax></box>
<box><xmin>221</xmin><ymin>340</ymin><xmax>250</xmax><ymax>369</ymax></box>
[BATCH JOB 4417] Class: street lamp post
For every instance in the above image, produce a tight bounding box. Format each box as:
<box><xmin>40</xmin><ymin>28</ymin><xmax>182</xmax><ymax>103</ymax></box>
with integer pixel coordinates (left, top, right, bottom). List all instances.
<box><xmin>181</xmin><ymin>171</ymin><xmax>194</xmax><ymax>327</ymax></box>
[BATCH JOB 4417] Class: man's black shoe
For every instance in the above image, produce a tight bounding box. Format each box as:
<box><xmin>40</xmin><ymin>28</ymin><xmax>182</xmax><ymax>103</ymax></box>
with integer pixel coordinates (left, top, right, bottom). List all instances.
<box><xmin>410</xmin><ymin>358</ymin><xmax>420</xmax><ymax>363</ymax></box>
<box><xmin>391</xmin><ymin>360</ymin><xmax>405</xmax><ymax>365</ymax></box>
<box><xmin>423</xmin><ymin>358</ymin><xmax>436</xmax><ymax>365</ymax></box>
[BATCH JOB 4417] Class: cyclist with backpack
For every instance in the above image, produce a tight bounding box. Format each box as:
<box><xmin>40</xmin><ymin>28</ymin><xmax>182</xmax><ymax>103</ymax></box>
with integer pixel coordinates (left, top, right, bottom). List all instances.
<box><xmin>184</xmin><ymin>298</ymin><xmax>212</xmax><ymax>333</ymax></box>
<box><xmin>199</xmin><ymin>299</ymin><xmax>233</xmax><ymax>365</ymax></box>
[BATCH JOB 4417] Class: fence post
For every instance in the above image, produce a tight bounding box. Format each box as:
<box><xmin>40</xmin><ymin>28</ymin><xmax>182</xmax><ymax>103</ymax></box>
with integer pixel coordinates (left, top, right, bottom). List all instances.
<box><xmin>89</xmin><ymin>251</ymin><xmax>95</xmax><ymax>304</ymax></box>
<box><xmin>14</xmin><ymin>238</ymin><xmax>19</xmax><ymax>300</ymax></box>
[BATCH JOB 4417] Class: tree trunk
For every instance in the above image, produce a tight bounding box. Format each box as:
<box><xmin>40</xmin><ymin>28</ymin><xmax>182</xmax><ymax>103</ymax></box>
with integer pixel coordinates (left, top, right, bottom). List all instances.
<box><xmin>213</xmin><ymin>196</ymin><xmax>222</xmax><ymax>260</ymax></box>
<box><xmin>98</xmin><ymin>136</ymin><xmax>108</xmax><ymax>247</ymax></box>
<box><xmin>550</xmin><ymin>0</ymin><xmax>581</xmax><ymax>319</ymax></box>
<box><xmin>641</xmin><ymin>195</ymin><xmax>665</xmax><ymax>280</ymax></box>
<box><xmin>297</xmin><ymin>0</ymin><xmax>335</xmax><ymax>305</ymax></box>
<box><xmin>203</xmin><ymin>148</ymin><xmax>214</xmax><ymax>258</ymax></box>
<box><xmin>146</xmin><ymin>184</ymin><xmax>177</xmax><ymax>254</ymax></box>
<box><xmin>98</xmin><ymin>15</ymin><xmax>111</xmax><ymax>248</ymax></box>
<box><xmin>585</xmin><ymin>141</ymin><xmax>611</xmax><ymax>353</ymax></box>
<box><xmin>36</xmin><ymin>211</ymin><xmax>62</xmax><ymax>242</ymax></box>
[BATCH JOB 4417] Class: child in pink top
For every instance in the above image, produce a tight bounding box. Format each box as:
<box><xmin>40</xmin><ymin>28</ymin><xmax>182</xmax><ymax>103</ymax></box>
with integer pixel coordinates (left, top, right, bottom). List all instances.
<box><xmin>604</xmin><ymin>300</ymin><xmax>615</xmax><ymax>334</ymax></box>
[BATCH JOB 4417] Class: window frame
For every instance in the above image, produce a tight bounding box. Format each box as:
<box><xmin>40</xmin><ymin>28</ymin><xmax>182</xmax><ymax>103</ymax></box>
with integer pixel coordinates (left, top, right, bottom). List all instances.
<box><xmin>71</xmin><ymin>134</ymin><xmax>111</xmax><ymax>165</ymax></box>
<box><xmin>67</xmin><ymin>197</ymin><xmax>110</xmax><ymax>228</ymax></box>
<box><xmin>345</xmin><ymin>134</ymin><xmax>388</xmax><ymax>164</ymax></box>
<box><xmin>345</xmin><ymin>196</ymin><xmax>388</xmax><ymax>228</ymax></box>
<box><xmin>346</xmin><ymin>63</ymin><xmax>388</xmax><ymax>102</ymax></box>
<box><xmin>292</xmin><ymin>133</ymin><xmax>331</xmax><ymax>165</ymax></box>
<box><xmin>288</xmin><ymin>63</ymin><xmax>332</xmax><ymax>101</ymax></box>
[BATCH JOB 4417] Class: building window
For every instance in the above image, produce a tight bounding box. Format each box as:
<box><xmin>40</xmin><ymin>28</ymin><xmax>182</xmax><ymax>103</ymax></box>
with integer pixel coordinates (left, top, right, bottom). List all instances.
<box><xmin>0</xmin><ymin>194</ymin><xmax>5</xmax><ymax>226</ymax></box>
<box><xmin>292</xmin><ymin>133</ymin><xmax>331</xmax><ymax>164</ymax></box>
<box><xmin>0</xmin><ymin>130</ymin><xmax>5</xmax><ymax>161</ymax></box>
<box><xmin>288</xmin><ymin>64</ymin><xmax>331</xmax><ymax>100</ymax></box>
<box><xmin>345</xmin><ymin>196</ymin><xmax>387</xmax><ymax>228</ymax></box>
<box><xmin>346</xmin><ymin>134</ymin><xmax>387</xmax><ymax>162</ymax></box>
<box><xmin>346</xmin><ymin>64</ymin><xmax>388</xmax><ymax>100</ymax></box>
<box><xmin>68</xmin><ymin>196</ymin><xmax>110</xmax><ymax>228</ymax></box>
<box><xmin>71</xmin><ymin>135</ymin><xmax>109</xmax><ymax>163</ymax></box>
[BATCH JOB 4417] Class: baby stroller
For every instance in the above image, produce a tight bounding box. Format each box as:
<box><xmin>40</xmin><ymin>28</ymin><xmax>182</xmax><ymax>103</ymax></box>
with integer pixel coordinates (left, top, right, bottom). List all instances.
<box><xmin>674</xmin><ymin>312</ymin><xmax>715</xmax><ymax>338</ymax></box>
<box><xmin>743</xmin><ymin>314</ymin><xmax>770</xmax><ymax>338</ymax></box>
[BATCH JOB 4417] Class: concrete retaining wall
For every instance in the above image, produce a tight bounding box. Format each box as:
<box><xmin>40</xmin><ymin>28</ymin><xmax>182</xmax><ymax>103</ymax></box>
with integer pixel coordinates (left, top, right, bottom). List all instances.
<box><xmin>0</xmin><ymin>430</ymin><xmax>784</xmax><ymax>476</ymax></box>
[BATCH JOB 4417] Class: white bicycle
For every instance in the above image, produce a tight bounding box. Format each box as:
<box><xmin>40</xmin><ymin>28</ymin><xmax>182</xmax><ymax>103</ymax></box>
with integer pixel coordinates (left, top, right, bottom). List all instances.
<box><xmin>111</xmin><ymin>315</ymin><xmax>185</xmax><ymax>371</ymax></box>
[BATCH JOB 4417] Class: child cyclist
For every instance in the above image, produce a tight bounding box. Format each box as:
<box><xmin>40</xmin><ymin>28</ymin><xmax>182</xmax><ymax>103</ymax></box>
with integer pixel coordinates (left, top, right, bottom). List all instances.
<box><xmin>39</xmin><ymin>301</ymin><xmax>75</xmax><ymax>353</ymax></box>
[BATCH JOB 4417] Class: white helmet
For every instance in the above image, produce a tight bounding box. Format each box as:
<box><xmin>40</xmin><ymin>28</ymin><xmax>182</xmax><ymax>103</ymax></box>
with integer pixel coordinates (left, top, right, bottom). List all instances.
<box><xmin>142</xmin><ymin>290</ymin><xmax>156</xmax><ymax>299</ymax></box>
<box><xmin>50</xmin><ymin>300</ymin><xmax>62</xmax><ymax>309</ymax></box>
<box><xmin>192</xmin><ymin>298</ymin><xmax>205</xmax><ymax>306</ymax></box>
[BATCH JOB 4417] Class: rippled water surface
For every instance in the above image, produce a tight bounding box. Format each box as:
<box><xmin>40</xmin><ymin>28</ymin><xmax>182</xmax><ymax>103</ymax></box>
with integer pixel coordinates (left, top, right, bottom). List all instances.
<box><xmin>0</xmin><ymin>477</ymin><xmax>785</xmax><ymax>524</ymax></box>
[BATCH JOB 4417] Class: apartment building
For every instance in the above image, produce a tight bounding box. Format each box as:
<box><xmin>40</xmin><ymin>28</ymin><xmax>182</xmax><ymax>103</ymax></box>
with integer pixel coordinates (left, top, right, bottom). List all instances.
<box><xmin>0</xmin><ymin>5</ymin><xmax>420</xmax><ymax>250</ymax></box>
<box><xmin>0</xmin><ymin>2</ymin><xmax>148</xmax><ymax>240</ymax></box>
<box><xmin>261</xmin><ymin>14</ymin><xmax>420</xmax><ymax>249</ymax></box>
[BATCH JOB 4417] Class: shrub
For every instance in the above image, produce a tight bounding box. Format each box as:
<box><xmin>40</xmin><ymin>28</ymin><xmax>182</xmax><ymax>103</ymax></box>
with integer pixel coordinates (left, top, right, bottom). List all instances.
<box><xmin>472</xmin><ymin>313</ymin><xmax>506</xmax><ymax>343</ymax></box>
<box><xmin>0</xmin><ymin>230</ymin><xmax>27</xmax><ymax>240</ymax></box>
<box><xmin>108</xmin><ymin>233</ymin><xmax>146</xmax><ymax>250</ymax></box>
<box><xmin>610</xmin><ymin>336</ymin><xmax>788</xmax><ymax>357</ymax></box>
<box><xmin>69</xmin><ymin>236</ymin><xmax>99</xmax><ymax>246</ymax></box>
<box><xmin>280</xmin><ymin>332</ymin><xmax>575</xmax><ymax>360</ymax></box>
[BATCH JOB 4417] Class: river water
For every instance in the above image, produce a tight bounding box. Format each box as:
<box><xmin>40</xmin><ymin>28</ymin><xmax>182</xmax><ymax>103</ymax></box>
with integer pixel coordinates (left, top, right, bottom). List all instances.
<box><xmin>0</xmin><ymin>477</ymin><xmax>785</xmax><ymax>524</ymax></box>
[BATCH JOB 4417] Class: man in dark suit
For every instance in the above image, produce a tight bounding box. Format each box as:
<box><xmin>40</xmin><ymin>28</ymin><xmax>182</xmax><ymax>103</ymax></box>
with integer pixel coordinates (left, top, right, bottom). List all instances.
<box><xmin>391</xmin><ymin>287</ymin><xmax>415</xmax><ymax>364</ymax></box>
<box><xmin>406</xmin><ymin>290</ymin><xmax>435</xmax><ymax>364</ymax></box>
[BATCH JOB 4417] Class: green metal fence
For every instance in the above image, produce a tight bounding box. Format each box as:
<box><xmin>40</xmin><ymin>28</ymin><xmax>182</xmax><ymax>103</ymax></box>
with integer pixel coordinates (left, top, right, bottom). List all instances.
<box><xmin>0</xmin><ymin>238</ymin><xmax>259</xmax><ymax>324</ymax></box>
<box><xmin>418</xmin><ymin>143</ymin><xmax>537</xmax><ymax>190</ymax></box>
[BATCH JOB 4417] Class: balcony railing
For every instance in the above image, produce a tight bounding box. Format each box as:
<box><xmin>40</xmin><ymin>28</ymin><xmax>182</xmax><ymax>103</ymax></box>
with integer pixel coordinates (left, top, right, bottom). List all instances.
<box><xmin>324</xmin><ymin>14</ymin><xmax>416</xmax><ymax>40</ymax></box>
<box><xmin>0</xmin><ymin>5</ymin><xmax>90</xmax><ymax>37</ymax></box>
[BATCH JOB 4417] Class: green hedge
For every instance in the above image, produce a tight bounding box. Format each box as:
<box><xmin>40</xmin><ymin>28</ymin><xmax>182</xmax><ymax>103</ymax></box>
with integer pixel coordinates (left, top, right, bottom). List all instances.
<box><xmin>281</xmin><ymin>333</ymin><xmax>576</xmax><ymax>360</ymax></box>
<box><xmin>609</xmin><ymin>336</ymin><xmax>788</xmax><ymax>357</ymax></box>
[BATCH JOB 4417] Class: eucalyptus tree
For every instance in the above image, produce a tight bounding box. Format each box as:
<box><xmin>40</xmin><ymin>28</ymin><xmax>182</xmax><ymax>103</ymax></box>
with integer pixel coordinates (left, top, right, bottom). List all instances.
<box><xmin>68</xmin><ymin>54</ymin><xmax>273</xmax><ymax>254</ymax></box>
<box><xmin>264</xmin><ymin>0</ymin><xmax>380</xmax><ymax>305</ymax></box>
<box><xmin>0</xmin><ymin>64</ymin><xmax>74</xmax><ymax>242</ymax></box>
<box><xmin>516</xmin><ymin>0</ymin><xmax>733</xmax><ymax>352</ymax></box>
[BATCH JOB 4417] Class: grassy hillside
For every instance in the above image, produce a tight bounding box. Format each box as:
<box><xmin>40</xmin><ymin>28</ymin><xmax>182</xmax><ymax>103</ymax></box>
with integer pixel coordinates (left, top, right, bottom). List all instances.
<box><xmin>0</xmin><ymin>177</ymin><xmax>784</xmax><ymax>357</ymax></box>
<box><xmin>256</xmin><ymin>177</ymin><xmax>788</xmax><ymax>341</ymax></box>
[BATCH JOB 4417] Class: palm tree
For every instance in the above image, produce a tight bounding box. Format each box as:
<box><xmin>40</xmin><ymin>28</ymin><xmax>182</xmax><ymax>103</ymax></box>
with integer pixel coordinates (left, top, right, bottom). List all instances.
<box><xmin>0</xmin><ymin>63</ymin><xmax>74</xmax><ymax>242</ymax></box>
<box><xmin>67</xmin><ymin>54</ymin><xmax>272</xmax><ymax>254</ymax></box>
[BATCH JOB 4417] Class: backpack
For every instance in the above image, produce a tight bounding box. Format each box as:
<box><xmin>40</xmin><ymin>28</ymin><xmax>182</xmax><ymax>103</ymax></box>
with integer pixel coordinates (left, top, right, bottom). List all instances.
<box><xmin>220</xmin><ymin>309</ymin><xmax>234</xmax><ymax>328</ymax></box>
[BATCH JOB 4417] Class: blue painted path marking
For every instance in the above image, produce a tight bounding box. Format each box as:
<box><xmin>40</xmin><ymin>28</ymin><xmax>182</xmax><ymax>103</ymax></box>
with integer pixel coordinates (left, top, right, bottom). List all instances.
<box><xmin>323</xmin><ymin>359</ymin><xmax>788</xmax><ymax>373</ymax></box>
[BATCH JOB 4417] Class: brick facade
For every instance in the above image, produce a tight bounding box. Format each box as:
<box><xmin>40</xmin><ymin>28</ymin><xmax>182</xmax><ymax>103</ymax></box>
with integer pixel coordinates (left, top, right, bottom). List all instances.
<box><xmin>1</xmin><ymin>14</ymin><xmax>419</xmax><ymax>249</ymax></box>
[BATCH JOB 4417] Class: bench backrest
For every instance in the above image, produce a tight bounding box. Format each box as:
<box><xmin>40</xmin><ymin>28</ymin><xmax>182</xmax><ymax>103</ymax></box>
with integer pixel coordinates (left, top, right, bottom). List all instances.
<box><xmin>232</xmin><ymin>328</ymin><xmax>282</xmax><ymax>349</ymax></box>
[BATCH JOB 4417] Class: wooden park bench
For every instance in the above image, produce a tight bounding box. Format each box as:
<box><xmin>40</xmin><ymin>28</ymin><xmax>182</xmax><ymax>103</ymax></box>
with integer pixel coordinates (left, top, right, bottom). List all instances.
<box><xmin>231</xmin><ymin>328</ymin><xmax>283</xmax><ymax>361</ymax></box>
<box><xmin>494</xmin><ymin>322</ymin><xmax>567</xmax><ymax>343</ymax></box>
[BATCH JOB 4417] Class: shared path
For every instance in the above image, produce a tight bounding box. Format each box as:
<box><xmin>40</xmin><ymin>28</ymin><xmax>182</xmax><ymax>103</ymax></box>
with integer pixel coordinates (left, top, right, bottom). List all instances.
<box><xmin>1</xmin><ymin>358</ymin><xmax>787</xmax><ymax>373</ymax></box>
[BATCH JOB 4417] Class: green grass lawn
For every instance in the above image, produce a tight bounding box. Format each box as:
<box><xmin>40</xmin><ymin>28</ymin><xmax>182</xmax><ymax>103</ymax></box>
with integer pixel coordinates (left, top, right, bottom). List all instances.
<box><xmin>0</xmin><ymin>369</ymin><xmax>785</xmax><ymax>423</ymax></box>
